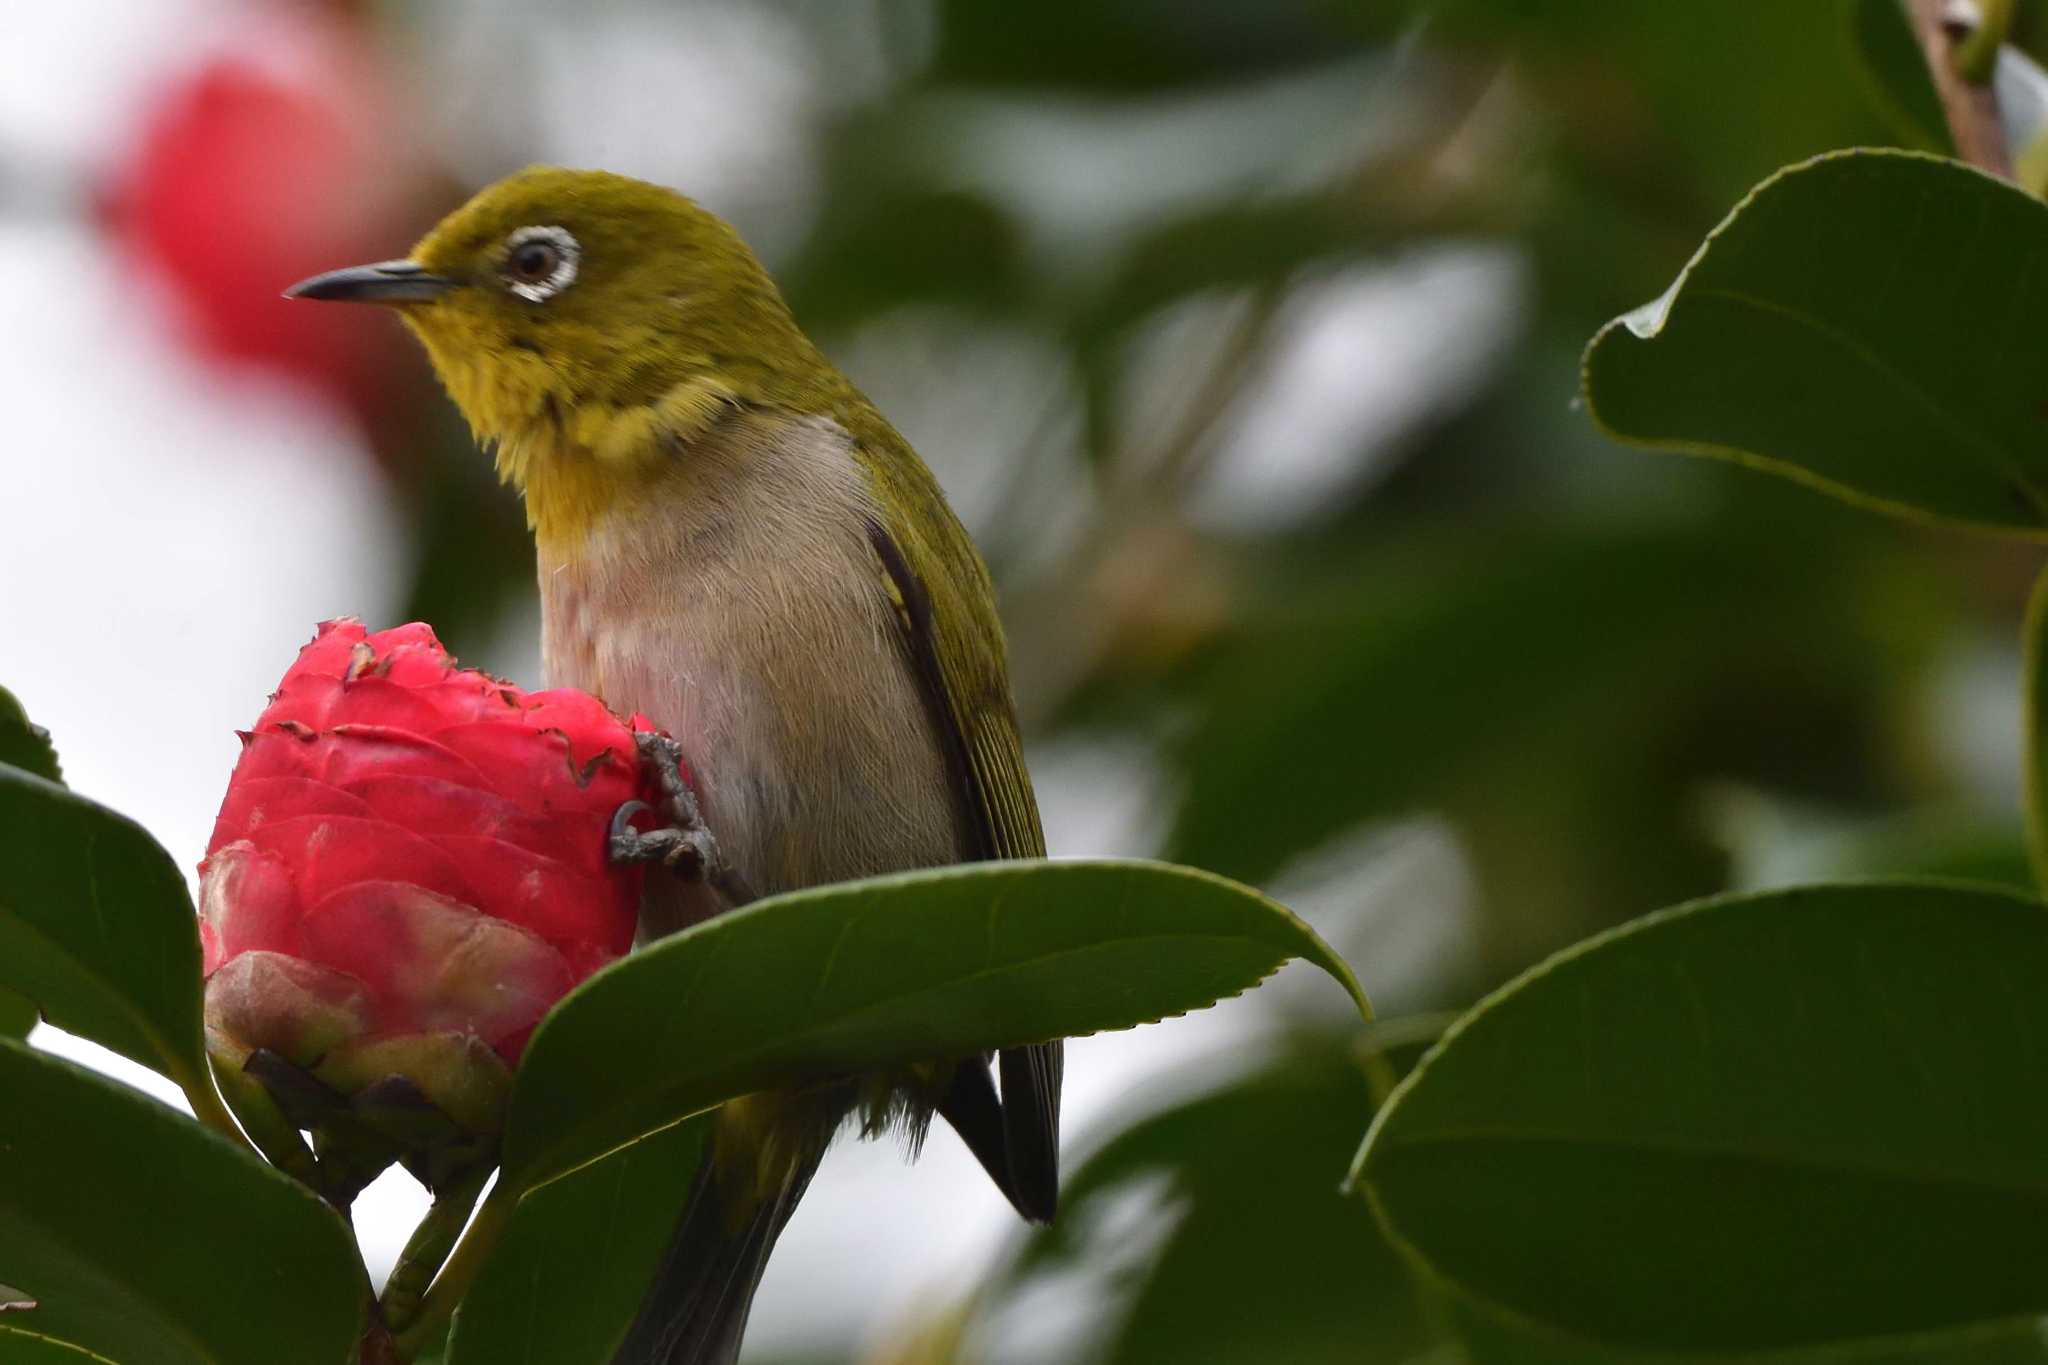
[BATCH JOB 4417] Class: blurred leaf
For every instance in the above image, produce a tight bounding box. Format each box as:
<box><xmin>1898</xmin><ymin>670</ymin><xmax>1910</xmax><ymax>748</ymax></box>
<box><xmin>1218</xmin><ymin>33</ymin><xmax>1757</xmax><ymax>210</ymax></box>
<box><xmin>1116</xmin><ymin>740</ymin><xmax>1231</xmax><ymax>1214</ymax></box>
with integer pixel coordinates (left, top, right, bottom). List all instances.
<box><xmin>447</xmin><ymin>1116</ymin><xmax>709</xmax><ymax>1365</ymax></box>
<box><xmin>981</xmin><ymin>1041</ymin><xmax>1444</xmax><ymax>1365</ymax></box>
<box><xmin>1429</xmin><ymin>1</ymin><xmax>1889</xmax><ymax>210</ymax></box>
<box><xmin>2028</xmin><ymin>566</ymin><xmax>2048</xmax><ymax>891</ymax></box>
<box><xmin>784</xmin><ymin>188</ymin><xmax>1026</xmax><ymax>329</ymax></box>
<box><xmin>1705</xmin><ymin>787</ymin><xmax>2033</xmax><ymax>894</ymax></box>
<box><xmin>0</xmin><ymin>1037</ymin><xmax>360</xmax><ymax>1365</ymax></box>
<box><xmin>1585</xmin><ymin>150</ymin><xmax>2048</xmax><ymax>537</ymax></box>
<box><xmin>1077</xmin><ymin>194</ymin><xmax>1383</xmax><ymax>347</ymax></box>
<box><xmin>0</xmin><ymin>766</ymin><xmax>209</xmax><ymax>1096</ymax></box>
<box><xmin>396</xmin><ymin>425</ymin><xmax>535</xmax><ymax>662</ymax></box>
<box><xmin>1162</xmin><ymin>516</ymin><xmax>1901</xmax><ymax>896</ymax></box>
<box><xmin>502</xmin><ymin>859</ymin><xmax>1368</xmax><ymax>1191</ymax></box>
<box><xmin>0</xmin><ymin>686</ymin><xmax>61</xmax><ymax>786</ymax></box>
<box><xmin>0</xmin><ymin>990</ymin><xmax>32</xmax><ymax>1040</ymax></box>
<box><xmin>1359</xmin><ymin>881</ymin><xmax>2048</xmax><ymax>1355</ymax></box>
<box><xmin>1842</xmin><ymin>0</ymin><xmax>1954</xmax><ymax>153</ymax></box>
<box><xmin>928</xmin><ymin>0</ymin><xmax>1390</xmax><ymax>92</ymax></box>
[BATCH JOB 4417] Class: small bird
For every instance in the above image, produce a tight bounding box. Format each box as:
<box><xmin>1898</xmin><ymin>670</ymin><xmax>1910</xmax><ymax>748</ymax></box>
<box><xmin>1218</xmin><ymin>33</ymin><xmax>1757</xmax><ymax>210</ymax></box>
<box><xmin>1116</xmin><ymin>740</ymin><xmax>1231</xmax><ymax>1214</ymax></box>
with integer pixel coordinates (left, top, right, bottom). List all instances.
<box><xmin>288</xmin><ymin>168</ymin><xmax>1058</xmax><ymax>1364</ymax></box>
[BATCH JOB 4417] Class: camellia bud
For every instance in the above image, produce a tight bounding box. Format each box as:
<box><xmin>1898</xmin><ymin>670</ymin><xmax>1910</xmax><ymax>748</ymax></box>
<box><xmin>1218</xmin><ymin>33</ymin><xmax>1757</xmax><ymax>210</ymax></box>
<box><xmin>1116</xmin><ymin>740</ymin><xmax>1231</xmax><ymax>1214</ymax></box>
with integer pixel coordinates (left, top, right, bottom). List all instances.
<box><xmin>200</xmin><ymin>620</ymin><xmax>663</xmax><ymax>1156</ymax></box>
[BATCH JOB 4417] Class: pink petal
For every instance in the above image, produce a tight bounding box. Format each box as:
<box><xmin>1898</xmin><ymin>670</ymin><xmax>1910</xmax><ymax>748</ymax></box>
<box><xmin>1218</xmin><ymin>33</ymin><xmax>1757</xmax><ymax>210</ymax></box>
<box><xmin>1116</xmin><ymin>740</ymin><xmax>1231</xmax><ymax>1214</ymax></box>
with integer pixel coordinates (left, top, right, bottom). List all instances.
<box><xmin>249</xmin><ymin>813</ymin><xmax>473</xmax><ymax>908</ymax></box>
<box><xmin>431</xmin><ymin>833</ymin><xmax>634</xmax><ymax>955</ymax></box>
<box><xmin>198</xmin><ymin>841</ymin><xmax>305</xmax><ymax>967</ymax></box>
<box><xmin>347</xmin><ymin>774</ymin><xmax>590</xmax><ymax>870</ymax></box>
<box><xmin>208</xmin><ymin>775</ymin><xmax>369</xmax><ymax>853</ymax></box>
<box><xmin>303</xmin><ymin>880</ymin><xmax>573</xmax><ymax>1045</ymax></box>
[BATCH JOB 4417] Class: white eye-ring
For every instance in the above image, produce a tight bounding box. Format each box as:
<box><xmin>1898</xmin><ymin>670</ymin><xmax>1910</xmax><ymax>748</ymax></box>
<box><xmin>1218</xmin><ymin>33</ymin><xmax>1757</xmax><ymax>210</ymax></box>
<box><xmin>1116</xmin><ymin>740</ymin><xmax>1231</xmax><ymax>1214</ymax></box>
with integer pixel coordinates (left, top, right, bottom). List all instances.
<box><xmin>502</xmin><ymin>225</ymin><xmax>580</xmax><ymax>303</ymax></box>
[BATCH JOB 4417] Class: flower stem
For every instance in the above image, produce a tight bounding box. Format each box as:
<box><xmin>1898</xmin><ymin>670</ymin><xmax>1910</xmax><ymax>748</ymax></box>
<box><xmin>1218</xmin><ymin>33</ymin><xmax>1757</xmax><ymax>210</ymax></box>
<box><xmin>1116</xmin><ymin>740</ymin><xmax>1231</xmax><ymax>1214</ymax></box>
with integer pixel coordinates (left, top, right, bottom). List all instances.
<box><xmin>381</xmin><ymin>1162</ymin><xmax>493</xmax><ymax>1334</ymax></box>
<box><xmin>391</xmin><ymin>1178</ymin><xmax>520</xmax><ymax>1361</ymax></box>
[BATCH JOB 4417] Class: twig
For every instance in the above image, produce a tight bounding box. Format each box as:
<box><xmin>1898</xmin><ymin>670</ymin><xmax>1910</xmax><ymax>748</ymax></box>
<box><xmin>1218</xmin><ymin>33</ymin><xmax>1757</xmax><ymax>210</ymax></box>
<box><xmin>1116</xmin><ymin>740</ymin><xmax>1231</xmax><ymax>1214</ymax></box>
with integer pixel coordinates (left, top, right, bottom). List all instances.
<box><xmin>1907</xmin><ymin>0</ymin><xmax>2015</xmax><ymax>177</ymax></box>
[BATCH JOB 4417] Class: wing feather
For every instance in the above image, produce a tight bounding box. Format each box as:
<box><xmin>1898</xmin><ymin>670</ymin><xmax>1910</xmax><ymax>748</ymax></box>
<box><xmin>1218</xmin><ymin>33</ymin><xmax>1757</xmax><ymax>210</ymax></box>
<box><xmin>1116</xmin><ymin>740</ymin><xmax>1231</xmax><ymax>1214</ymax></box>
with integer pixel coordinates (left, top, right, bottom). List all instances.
<box><xmin>864</xmin><ymin>512</ymin><xmax>1059</xmax><ymax>1222</ymax></box>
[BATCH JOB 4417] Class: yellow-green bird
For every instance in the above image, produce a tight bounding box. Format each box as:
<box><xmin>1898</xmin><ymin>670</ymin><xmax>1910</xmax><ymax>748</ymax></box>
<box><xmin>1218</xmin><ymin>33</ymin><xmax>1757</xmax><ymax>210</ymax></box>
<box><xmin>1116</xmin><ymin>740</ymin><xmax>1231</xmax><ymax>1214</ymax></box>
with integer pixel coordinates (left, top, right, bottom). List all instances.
<box><xmin>288</xmin><ymin>167</ymin><xmax>1057</xmax><ymax>1364</ymax></box>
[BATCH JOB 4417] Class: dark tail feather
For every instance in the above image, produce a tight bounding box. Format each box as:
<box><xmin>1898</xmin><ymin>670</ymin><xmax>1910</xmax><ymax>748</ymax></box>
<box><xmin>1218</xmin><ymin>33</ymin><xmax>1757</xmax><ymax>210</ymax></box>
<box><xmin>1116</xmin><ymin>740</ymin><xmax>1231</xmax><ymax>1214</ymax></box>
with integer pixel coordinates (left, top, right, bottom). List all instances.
<box><xmin>612</xmin><ymin>1138</ymin><xmax>820</xmax><ymax>1365</ymax></box>
<box><xmin>1000</xmin><ymin>1041</ymin><xmax>1062</xmax><ymax>1224</ymax></box>
<box><xmin>937</xmin><ymin>1056</ymin><xmax>1018</xmax><ymax>1208</ymax></box>
<box><xmin>937</xmin><ymin>1048</ymin><xmax>1062</xmax><ymax>1225</ymax></box>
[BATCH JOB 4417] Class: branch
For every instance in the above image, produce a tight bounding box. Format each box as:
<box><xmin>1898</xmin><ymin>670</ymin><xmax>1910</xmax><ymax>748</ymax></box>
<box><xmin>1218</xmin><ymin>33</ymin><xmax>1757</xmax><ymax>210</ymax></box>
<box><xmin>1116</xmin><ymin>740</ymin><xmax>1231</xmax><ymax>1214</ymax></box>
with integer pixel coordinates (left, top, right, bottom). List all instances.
<box><xmin>1907</xmin><ymin>0</ymin><xmax>2015</xmax><ymax>177</ymax></box>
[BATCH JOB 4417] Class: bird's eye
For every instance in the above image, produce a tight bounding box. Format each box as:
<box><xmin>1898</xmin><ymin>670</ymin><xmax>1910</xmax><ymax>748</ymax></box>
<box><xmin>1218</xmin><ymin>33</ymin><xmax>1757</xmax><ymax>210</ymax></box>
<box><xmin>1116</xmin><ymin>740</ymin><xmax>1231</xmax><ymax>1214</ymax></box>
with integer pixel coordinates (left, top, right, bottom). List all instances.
<box><xmin>501</xmin><ymin>225</ymin><xmax>580</xmax><ymax>302</ymax></box>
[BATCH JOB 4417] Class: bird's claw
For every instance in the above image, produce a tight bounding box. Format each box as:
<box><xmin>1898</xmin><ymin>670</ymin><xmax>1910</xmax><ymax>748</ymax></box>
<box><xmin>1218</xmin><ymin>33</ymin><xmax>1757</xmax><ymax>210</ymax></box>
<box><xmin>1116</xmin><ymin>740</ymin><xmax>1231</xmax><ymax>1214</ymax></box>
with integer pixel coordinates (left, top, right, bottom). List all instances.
<box><xmin>609</xmin><ymin>816</ymin><xmax>719</xmax><ymax>879</ymax></box>
<box><xmin>609</xmin><ymin>735</ymin><xmax>757</xmax><ymax>905</ymax></box>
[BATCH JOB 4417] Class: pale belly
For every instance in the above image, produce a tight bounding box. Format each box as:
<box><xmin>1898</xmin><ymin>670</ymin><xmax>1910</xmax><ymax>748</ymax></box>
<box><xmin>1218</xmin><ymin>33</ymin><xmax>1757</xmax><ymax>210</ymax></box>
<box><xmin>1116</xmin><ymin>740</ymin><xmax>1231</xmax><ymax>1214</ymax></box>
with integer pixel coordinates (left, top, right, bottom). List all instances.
<box><xmin>537</xmin><ymin>413</ymin><xmax>965</xmax><ymax>937</ymax></box>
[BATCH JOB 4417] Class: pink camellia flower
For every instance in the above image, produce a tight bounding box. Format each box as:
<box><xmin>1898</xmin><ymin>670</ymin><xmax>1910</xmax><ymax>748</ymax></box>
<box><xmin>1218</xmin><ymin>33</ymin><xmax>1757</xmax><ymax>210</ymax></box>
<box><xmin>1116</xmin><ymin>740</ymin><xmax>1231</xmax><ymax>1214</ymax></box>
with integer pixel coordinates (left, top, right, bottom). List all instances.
<box><xmin>200</xmin><ymin>619</ymin><xmax>661</xmax><ymax>1134</ymax></box>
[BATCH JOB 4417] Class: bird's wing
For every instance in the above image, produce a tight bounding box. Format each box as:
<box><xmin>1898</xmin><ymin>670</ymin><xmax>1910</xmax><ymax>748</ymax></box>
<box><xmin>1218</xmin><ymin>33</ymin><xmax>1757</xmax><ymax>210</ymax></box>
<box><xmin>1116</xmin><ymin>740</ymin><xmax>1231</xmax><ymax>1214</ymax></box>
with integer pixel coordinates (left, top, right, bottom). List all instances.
<box><xmin>863</xmin><ymin>492</ymin><xmax>1061</xmax><ymax>1223</ymax></box>
<box><xmin>862</xmin><ymin>520</ymin><xmax>1042</xmax><ymax>861</ymax></box>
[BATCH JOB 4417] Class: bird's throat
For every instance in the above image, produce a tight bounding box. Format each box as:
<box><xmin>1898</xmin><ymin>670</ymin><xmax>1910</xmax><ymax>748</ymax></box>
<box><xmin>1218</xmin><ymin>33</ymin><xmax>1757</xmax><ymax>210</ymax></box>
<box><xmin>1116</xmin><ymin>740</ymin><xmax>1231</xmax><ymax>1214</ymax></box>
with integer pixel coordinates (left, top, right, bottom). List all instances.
<box><xmin>489</xmin><ymin>376</ymin><xmax>738</xmax><ymax>549</ymax></box>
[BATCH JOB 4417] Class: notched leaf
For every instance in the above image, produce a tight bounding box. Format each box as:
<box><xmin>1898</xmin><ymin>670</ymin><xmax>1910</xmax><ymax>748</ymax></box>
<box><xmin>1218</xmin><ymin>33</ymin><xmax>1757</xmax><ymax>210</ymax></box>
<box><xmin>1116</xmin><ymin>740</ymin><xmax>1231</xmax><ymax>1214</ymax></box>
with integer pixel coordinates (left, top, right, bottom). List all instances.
<box><xmin>1583</xmin><ymin>148</ymin><xmax>2048</xmax><ymax>538</ymax></box>
<box><xmin>500</xmin><ymin>858</ymin><xmax>1367</xmax><ymax>1191</ymax></box>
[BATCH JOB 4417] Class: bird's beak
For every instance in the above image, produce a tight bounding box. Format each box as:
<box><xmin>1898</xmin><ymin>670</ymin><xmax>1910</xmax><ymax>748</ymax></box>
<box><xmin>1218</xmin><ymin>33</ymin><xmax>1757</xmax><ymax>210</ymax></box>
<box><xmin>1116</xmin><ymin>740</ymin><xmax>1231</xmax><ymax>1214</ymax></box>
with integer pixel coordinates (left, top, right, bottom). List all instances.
<box><xmin>284</xmin><ymin>259</ymin><xmax>456</xmax><ymax>304</ymax></box>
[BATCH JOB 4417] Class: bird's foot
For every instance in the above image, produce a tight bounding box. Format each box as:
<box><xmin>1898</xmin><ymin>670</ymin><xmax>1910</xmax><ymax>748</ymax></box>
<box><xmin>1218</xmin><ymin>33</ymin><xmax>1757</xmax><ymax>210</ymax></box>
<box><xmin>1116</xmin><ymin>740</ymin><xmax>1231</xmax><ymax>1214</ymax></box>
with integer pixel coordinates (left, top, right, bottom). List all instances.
<box><xmin>610</xmin><ymin>733</ymin><xmax>756</xmax><ymax>905</ymax></box>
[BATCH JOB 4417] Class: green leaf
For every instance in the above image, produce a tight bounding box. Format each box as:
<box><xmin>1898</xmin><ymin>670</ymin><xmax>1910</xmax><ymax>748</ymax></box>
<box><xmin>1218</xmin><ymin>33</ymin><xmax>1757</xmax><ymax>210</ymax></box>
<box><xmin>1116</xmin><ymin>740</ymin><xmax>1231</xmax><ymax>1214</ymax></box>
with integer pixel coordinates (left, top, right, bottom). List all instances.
<box><xmin>1358</xmin><ymin>881</ymin><xmax>2048</xmax><ymax>1356</ymax></box>
<box><xmin>447</xmin><ymin>1117</ymin><xmax>709</xmax><ymax>1365</ymax></box>
<box><xmin>0</xmin><ymin>686</ymin><xmax>61</xmax><ymax>786</ymax></box>
<box><xmin>502</xmin><ymin>858</ymin><xmax>1366</xmax><ymax>1191</ymax></box>
<box><xmin>1583</xmin><ymin>149</ymin><xmax>2048</xmax><ymax>537</ymax></box>
<box><xmin>1841</xmin><ymin>0</ymin><xmax>1954</xmax><ymax>153</ymax></box>
<box><xmin>0</xmin><ymin>766</ymin><xmax>210</xmax><ymax>1097</ymax></box>
<box><xmin>0</xmin><ymin>1037</ymin><xmax>361</xmax><ymax>1365</ymax></box>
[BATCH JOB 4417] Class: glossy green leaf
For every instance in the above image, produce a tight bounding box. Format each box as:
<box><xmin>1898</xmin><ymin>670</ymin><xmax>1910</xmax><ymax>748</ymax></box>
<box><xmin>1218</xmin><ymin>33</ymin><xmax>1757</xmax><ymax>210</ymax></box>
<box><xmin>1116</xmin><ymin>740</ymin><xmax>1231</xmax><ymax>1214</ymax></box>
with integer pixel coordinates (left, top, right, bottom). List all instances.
<box><xmin>447</xmin><ymin>1116</ymin><xmax>709</xmax><ymax>1365</ymax></box>
<box><xmin>0</xmin><ymin>1038</ymin><xmax>361</xmax><ymax>1365</ymax></box>
<box><xmin>1359</xmin><ymin>881</ymin><xmax>2048</xmax><ymax>1355</ymax></box>
<box><xmin>1583</xmin><ymin>150</ymin><xmax>2048</xmax><ymax>536</ymax></box>
<box><xmin>0</xmin><ymin>766</ymin><xmax>209</xmax><ymax>1095</ymax></box>
<box><xmin>1842</xmin><ymin>0</ymin><xmax>1953</xmax><ymax>153</ymax></box>
<box><xmin>0</xmin><ymin>686</ymin><xmax>61</xmax><ymax>786</ymax></box>
<box><xmin>502</xmin><ymin>858</ymin><xmax>1367</xmax><ymax>1191</ymax></box>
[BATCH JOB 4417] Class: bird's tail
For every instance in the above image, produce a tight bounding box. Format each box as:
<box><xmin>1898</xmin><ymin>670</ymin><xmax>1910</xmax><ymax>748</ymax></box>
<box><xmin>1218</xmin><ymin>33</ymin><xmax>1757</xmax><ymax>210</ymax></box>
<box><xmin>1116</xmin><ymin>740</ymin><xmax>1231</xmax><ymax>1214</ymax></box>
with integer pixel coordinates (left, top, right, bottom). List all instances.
<box><xmin>612</xmin><ymin>1131</ymin><xmax>822</xmax><ymax>1365</ymax></box>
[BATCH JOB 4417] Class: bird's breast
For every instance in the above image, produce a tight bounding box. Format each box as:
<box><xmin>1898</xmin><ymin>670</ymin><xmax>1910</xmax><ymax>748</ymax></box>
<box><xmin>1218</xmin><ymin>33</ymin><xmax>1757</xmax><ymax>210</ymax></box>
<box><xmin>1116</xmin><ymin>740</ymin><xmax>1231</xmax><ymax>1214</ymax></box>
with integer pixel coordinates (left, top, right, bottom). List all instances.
<box><xmin>537</xmin><ymin>411</ymin><xmax>963</xmax><ymax>933</ymax></box>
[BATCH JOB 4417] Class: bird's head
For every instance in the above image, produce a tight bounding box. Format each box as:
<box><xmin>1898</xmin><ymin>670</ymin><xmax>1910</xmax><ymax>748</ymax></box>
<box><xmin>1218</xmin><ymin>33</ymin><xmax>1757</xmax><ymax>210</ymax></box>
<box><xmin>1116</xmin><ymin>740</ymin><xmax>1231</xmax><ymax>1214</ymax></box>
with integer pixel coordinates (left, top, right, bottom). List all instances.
<box><xmin>288</xmin><ymin>167</ymin><xmax>826</xmax><ymax>529</ymax></box>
